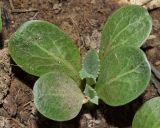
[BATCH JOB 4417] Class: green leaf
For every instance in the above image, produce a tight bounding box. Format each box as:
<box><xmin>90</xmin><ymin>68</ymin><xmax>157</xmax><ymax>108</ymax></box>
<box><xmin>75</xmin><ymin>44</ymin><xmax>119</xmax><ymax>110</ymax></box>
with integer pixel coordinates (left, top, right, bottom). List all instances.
<box><xmin>100</xmin><ymin>5</ymin><xmax>152</xmax><ymax>59</ymax></box>
<box><xmin>33</xmin><ymin>72</ymin><xmax>84</xmax><ymax>121</ymax></box>
<box><xmin>84</xmin><ymin>84</ymin><xmax>99</xmax><ymax>105</ymax></box>
<box><xmin>0</xmin><ymin>9</ymin><xmax>2</xmax><ymax>32</ymax></box>
<box><xmin>9</xmin><ymin>20</ymin><xmax>80</xmax><ymax>83</ymax></box>
<box><xmin>96</xmin><ymin>46</ymin><xmax>151</xmax><ymax>106</ymax></box>
<box><xmin>132</xmin><ymin>97</ymin><xmax>160</xmax><ymax>128</ymax></box>
<box><xmin>79</xmin><ymin>49</ymin><xmax>100</xmax><ymax>82</ymax></box>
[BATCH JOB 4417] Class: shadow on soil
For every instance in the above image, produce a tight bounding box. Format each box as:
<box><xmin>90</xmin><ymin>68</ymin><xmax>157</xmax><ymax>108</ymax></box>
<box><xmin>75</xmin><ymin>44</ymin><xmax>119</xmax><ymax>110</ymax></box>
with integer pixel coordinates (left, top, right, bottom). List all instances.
<box><xmin>11</xmin><ymin>59</ymin><xmax>38</xmax><ymax>89</ymax></box>
<box><xmin>98</xmin><ymin>98</ymin><xmax>143</xmax><ymax>128</ymax></box>
<box><xmin>11</xmin><ymin>61</ymin><xmax>143</xmax><ymax>128</ymax></box>
<box><xmin>36</xmin><ymin>98</ymin><xmax>143</xmax><ymax>128</ymax></box>
<box><xmin>0</xmin><ymin>33</ymin><xmax>3</xmax><ymax>48</ymax></box>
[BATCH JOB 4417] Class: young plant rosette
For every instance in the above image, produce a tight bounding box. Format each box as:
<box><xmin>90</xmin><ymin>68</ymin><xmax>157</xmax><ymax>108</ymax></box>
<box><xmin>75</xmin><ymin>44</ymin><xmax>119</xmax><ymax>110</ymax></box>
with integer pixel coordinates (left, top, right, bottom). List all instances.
<box><xmin>9</xmin><ymin>5</ymin><xmax>152</xmax><ymax>121</ymax></box>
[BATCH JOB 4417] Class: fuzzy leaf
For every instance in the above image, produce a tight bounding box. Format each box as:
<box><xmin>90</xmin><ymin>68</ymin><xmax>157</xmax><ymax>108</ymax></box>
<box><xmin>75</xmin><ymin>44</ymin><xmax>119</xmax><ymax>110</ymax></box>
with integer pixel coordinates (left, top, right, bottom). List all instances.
<box><xmin>33</xmin><ymin>72</ymin><xmax>83</xmax><ymax>121</ymax></box>
<box><xmin>9</xmin><ymin>20</ymin><xmax>80</xmax><ymax>83</ymax></box>
<box><xmin>100</xmin><ymin>5</ymin><xmax>152</xmax><ymax>59</ymax></box>
<box><xmin>132</xmin><ymin>97</ymin><xmax>160</xmax><ymax>128</ymax></box>
<box><xmin>84</xmin><ymin>84</ymin><xmax>99</xmax><ymax>105</ymax></box>
<box><xmin>80</xmin><ymin>49</ymin><xmax>100</xmax><ymax>81</ymax></box>
<box><xmin>96</xmin><ymin>46</ymin><xmax>151</xmax><ymax>106</ymax></box>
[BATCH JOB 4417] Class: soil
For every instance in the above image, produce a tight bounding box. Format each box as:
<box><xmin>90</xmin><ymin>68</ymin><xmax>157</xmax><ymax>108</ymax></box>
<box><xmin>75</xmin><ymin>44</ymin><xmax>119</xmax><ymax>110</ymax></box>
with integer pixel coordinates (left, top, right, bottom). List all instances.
<box><xmin>0</xmin><ymin>0</ymin><xmax>160</xmax><ymax>128</ymax></box>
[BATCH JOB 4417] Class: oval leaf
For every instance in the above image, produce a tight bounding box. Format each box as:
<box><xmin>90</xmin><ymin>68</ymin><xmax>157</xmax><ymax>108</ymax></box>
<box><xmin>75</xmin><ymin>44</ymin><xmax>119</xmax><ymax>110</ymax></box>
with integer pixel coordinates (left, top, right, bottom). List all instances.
<box><xmin>100</xmin><ymin>5</ymin><xmax>152</xmax><ymax>59</ymax></box>
<box><xmin>132</xmin><ymin>97</ymin><xmax>160</xmax><ymax>128</ymax></box>
<box><xmin>33</xmin><ymin>72</ymin><xmax>84</xmax><ymax>121</ymax></box>
<box><xmin>96</xmin><ymin>46</ymin><xmax>151</xmax><ymax>106</ymax></box>
<box><xmin>9</xmin><ymin>20</ymin><xmax>80</xmax><ymax>82</ymax></box>
<box><xmin>79</xmin><ymin>49</ymin><xmax>100</xmax><ymax>82</ymax></box>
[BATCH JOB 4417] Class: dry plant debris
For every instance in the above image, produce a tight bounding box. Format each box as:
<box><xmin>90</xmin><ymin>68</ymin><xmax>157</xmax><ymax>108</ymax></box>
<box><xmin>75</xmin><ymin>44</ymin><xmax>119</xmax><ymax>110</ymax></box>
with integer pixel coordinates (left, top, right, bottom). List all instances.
<box><xmin>117</xmin><ymin>0</ymin><xmax>160</xmax><ymax>10</ymax></box>
<box><xmin>0</xmin><ymin>48</ymin><xmax>11</xmax><ymax>105</ymax></box>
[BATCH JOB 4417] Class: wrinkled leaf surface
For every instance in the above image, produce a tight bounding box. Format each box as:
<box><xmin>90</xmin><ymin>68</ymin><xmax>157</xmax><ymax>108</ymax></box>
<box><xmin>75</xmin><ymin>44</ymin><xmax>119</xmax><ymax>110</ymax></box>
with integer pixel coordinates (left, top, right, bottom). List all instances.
<box><xmin>33</xmin><ymin>72</ymin><xmax>83</xmax><ymax>121</ymax></box>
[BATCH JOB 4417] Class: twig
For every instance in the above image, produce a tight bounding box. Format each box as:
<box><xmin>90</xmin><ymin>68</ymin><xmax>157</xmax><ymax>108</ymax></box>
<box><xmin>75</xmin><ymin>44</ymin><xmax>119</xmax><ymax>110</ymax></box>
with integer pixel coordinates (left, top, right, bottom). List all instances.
<box><xmin>3</xmin><ymin>9</ymin><xmax>11</xmax><ymax>29</ymax></box>
<box><xmin>70</xmin><ymin>16</ymin><xmax>85</xmax><ymax>49</ymax></box>
<box><xmin>9</xmin><ymin>0</ymin><xmax>38</xmax><ymax>13</ymax></box>
<box><xmin>9</xmin><ymin>118</ymin><xmax>26</xmax><ymax>128</ymax></box>
<box><xmin>150</xmin><ymin>63</ymin><xmax>160</xmax><ymax>80</ymax></box>
<box><xmin>144</xmin><ymin>0</ymin><xmax>160</xmax><ymax>10</ymax></box>
<box><xmin>30</xmin><ymin>12</ymin><xmax>39</xmax><ymax>20</ymax></box>
<box><xmin>150</xmin><ymin>63</ymin><xmax>160</xmax><ymax>94</ymax></box>
<box><xmin>9</xmin><ymin>0</ymin><xmax>14</xmax><ymax>10</ymax></box>
<box><xmin>11</xmin><ymin>9</ymin><xmax>38</xmax><ymax>13</ymax></box>
<box><xmin>142</xmin><ymin>0</ymin><xmax>153</xmax><ymax>5</ymax></box>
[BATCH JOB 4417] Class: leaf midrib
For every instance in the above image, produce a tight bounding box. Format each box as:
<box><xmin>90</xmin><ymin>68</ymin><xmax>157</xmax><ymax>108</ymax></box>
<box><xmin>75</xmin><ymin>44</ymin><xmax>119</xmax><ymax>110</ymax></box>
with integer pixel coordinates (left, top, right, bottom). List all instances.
<box><xmin>106</xmin><ymin>63</ymin><xmax>141</xmax><ymax>85</ymax></box>
<box><xmin>34</xmin><ymin>43</ymin><xmax>79</xmax><ymax>79</ymax></box>
<box><xmin>102</xmin><ymin>16</ymin><xmax>146</xmax><ymax>58</ymax></box>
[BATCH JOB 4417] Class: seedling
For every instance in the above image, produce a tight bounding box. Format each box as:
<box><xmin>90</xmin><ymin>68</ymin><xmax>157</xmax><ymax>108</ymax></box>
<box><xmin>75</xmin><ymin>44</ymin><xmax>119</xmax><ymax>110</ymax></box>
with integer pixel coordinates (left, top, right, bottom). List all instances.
<box><xmin>9</xmin><ymin>5</ymin><xmax>152</xmax><ymax>121</ymax></box>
